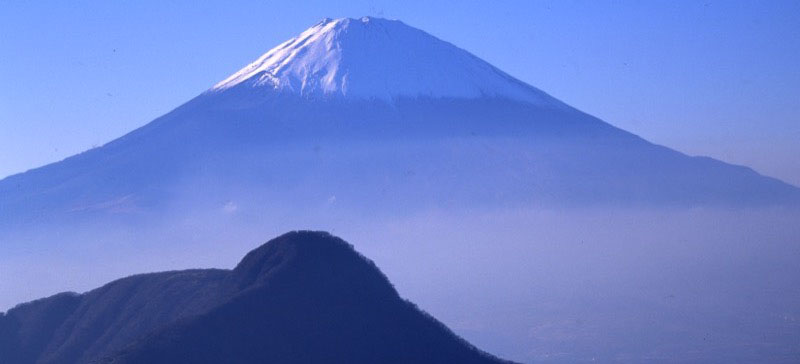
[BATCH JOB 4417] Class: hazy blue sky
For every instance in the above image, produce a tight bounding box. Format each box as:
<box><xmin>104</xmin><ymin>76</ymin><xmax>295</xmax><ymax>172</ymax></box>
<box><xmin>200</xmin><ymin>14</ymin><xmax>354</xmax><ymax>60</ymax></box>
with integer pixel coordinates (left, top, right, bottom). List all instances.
<box><xmin>1</xmin><ymin>0</ymin><xmax>798</xmax><ymax>185</ymax></box>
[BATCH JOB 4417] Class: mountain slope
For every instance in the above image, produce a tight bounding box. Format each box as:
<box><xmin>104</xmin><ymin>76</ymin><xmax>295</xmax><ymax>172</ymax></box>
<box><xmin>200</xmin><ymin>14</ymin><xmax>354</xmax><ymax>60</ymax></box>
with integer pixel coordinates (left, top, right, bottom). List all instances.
<box><xmin>0</xmin><ymin>231</ymin><xmax>511</xmax><ymax>364</ymax></box>
<box><xmin>1</xmin><ymin>17</ymin><xmax>798</xmax><ymax>230</ymax></box>
<box><xmin>0</xmin><ymin>270</ymin><xmax>228</xmax><ymax>364</ymax></box>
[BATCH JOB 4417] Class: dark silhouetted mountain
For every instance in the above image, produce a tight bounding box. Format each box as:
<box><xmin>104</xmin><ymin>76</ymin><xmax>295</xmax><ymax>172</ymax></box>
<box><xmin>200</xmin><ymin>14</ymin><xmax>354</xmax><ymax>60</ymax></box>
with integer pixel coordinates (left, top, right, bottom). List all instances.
<box><xmin>0</xmin><ymin>231</ymin><xmax>512</xmax><ymax>364</ymax></box>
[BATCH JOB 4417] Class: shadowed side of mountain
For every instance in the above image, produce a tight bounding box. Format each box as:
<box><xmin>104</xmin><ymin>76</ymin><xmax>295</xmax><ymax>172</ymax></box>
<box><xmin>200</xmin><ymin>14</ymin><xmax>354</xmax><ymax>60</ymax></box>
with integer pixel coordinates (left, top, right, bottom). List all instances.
<box><xmin>0</xmin><ymin>293</ymin><xmax>81</xmax><ymax>364</ymax></box>
<box><xmin>1</xmin><ymin>231</ymin><xmax>512</xmax><ymax>364</ymax></box>
<box><xmin>101</xmin><ymin>231</ymin><xmax>511</xmax><ymax>364</ymax></box>
<box><xmin>0</xmin><ymin>269</ymin><xmax>228</xmax><ymax>364</ymax></box>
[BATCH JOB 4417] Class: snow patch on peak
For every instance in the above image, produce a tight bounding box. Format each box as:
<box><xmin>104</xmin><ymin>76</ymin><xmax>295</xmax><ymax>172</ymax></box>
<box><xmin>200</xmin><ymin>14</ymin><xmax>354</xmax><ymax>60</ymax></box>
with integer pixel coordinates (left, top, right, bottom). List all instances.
<box><xmin>211</xmin><ymin>17</ymin><xmax>561</xmax><ymax>106</ymax></box>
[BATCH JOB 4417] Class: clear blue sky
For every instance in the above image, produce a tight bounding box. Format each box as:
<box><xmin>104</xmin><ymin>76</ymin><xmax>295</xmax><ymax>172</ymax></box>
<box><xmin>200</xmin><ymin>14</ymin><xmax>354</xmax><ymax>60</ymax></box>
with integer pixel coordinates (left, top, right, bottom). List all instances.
<box><xmin>2</xmin><ymin>0</ymin><xmax>798</xmax><ymax>185</ymax></box>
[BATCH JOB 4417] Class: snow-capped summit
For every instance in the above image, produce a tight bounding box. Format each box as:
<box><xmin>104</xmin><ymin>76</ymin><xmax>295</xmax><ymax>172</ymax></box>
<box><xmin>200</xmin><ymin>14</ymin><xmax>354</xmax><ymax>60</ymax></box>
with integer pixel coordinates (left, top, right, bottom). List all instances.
<box><xmin>211</xmin><ymin>17</ymin><xmax>558</xmax><ymax>105</ymax></box>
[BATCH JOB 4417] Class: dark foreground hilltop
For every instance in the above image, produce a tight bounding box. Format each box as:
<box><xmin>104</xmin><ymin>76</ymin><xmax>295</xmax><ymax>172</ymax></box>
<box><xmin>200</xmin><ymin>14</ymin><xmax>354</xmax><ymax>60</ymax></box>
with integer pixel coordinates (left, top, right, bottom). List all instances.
<box><xmin>0</xmin><ymin>231</ymin><xmax>513</xmax><ymax>364</ymax></box>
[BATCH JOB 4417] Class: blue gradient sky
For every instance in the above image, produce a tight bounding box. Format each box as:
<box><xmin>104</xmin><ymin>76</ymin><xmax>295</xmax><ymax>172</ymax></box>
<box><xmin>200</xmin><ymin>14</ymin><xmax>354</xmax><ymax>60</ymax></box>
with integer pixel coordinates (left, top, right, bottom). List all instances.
<box><xmin>1</xmin><ymin>0</ymin><xmax>798</xmax><ymax>185</ymax></box>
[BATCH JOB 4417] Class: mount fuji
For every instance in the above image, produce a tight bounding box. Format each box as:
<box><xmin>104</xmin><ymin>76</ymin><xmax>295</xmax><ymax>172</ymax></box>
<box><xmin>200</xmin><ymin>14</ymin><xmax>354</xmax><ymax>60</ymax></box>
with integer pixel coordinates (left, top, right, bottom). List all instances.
<box><xmin>2</xmin><ymin>16</ymin><xmax>798</xmax><ymax>227</ymax></box>
<box><xmin>2</xmin><ymin>17</ymin><xmax>800</xmax><ymax>363</ymax></box>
